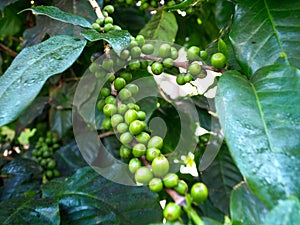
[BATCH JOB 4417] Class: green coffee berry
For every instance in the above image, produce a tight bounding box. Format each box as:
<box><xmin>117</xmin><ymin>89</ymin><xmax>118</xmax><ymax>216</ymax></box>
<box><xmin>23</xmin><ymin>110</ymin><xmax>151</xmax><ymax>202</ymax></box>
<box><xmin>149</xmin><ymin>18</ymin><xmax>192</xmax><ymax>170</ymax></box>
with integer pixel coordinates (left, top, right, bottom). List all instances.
<box><xmin>146</xmin><ymin>147</ymin><xmax>161</xmax><ymax>162</ymax></box>
<box><xmin>102</xmin><ymin>117</ymin><xmax>112</xmax><ymax>130</ymax></box>
<box><xmin>187</xmin><ymin>46</ymin><xmax>200</xmax><ymax>60</ymax></box>
<box><xmin>200</xmin><ymin>50</ymin><xmax>208</xmax><ymax>60</ymax></box>
<box><xmin>132</xmin><ymin>143</ymin><xmax>147</xmax><ymax>157</ymax></box>
<box><xmin>117</xmin><ymin>104</ymin><xmax>128</xmax><ymax>114</ymax></box>
<box><xmin>128</xmin><ymin>60</ymin><xmax>141</xmax><ymax>70</ymax></box>
<box><xmin>120</xmin><ymin>132</ymin><xmax>133</xmax><ymax>145</ymax></box>
<box><xmin>129</xmin><ymin>120</ymin><xmax>146</xmax><ymax>135</ymax></box>
<box><xmin>149</xmin><ymin>178</ymin><xmax>163</xmax><ymax>192</ymax></box>
<box><xmin>176</xmin><ymin>74</ymin><xmax>186</xmax><ymax>85</ymax></box>
<box><xmin>129</xmin><ymin>158</ymin><xmax>142</xmax><ymax>173</ymax></box>
<box><xmin>105</xmin><ymin>96</ymin><xmax>117</xmax><ymax>105</ymax></box>
<box><xmin>137</xmin><ymin>111</ymin><xmax>146</xmax><ymax>120</ymax></box>
<box><xmin>151</xmin><ymin>62</ymin><xmax>163</xmax><ymax>75</ymax></box>
<box><xmin>119</xmin><ymin>88</ymin><xmax>132</xmax><ymax>101</ymax></box>
<box><xmin>170</xmin><ymin>47</ymin><xmax>178</xmax><ymax>59</ymax></box>
<box><xmin>125</xmin><ymin>84</ymin><xmax>139</xmax><ymax>95</ymax></box>
<box><xmin>141</xmin><ymin>43</ymin><xmax>154</xmax><ymax>55</ymax></box>
<box><xmin>120</xmin><ymin>72</ymin><xmax>132</xmax><ymax>82</ymax></box>
<box><xmin>135</xmin><ymin>35</ymin><xmax>145</xmax><ymax>46</ymax></box>
<box><xmin>147</xmin><ymin>136</ymin><xmax>163</xmax><ymax>149</ymax></box>
<box><xmin>103</xmin><ymin>104</ymin><xmax>117</xmax><ymax>116</ymax></box>
<box><xmin>116</xmin><ymin>122</ymin><xmax>129</xmax><ymax>133</ymax></box>
<box><xmin>103</xmin><ymin>5</ymin><xmax>114</xmax><ymax>14</ymax></box>
<box><xmin>131</xmin><ymin>46</ymin><xmax>142</xmax><ymax>58</ymax></box>
<box><xmin>188</xmin><ymin>62</ymin><xmax>202</xmax><ymax>76</ymax></box>
<box><xmin>163</xmin><ymin>202</ymin><xmax>181</xmax><ymax>222</ymax></box>
<box><xmin>120</xmin><ymin>145</ymin><xmax>131</xmax><ymax>159</ymax></box>
<box><xmin>174</xmin><ymin>180</ymin><xmax>188</xmax><ymax>195</ymax></box>
<box><xmin>159</xmin><ymin>43</ymin><xmax>171</xmax><ymax>58</ymax></box>
<box><xmin>100</xmin><ymin>87</ymin><xmax>111</xmax><ymax>97</ymax></box>
<box><xmin>163</xmin><ymin>173</ymin><xmax>179</xmax><ymax>188</ymax></box>
<box><xmin>92</xmin><ymin>23</ymin><xmax>101</xmax><ymax>32</ymax></box>
<box><xmin>152</xmin><ymin>155</ymin><xmax>169</xmax><ymax>177</ymax></box>
<box><xmin>163</xmin><ymin>58</ymin><xmax>174</xmax><ymax>68</ymax></box>
<box><xmin>114</xmin><ymin>77</ymin><xmax>126</xmax><ymax>90</ymax></box>
<box><xmin>104</xmin><ymin>23</ymin><xmax>114</xmax><ymax>32</ymax></box>
<box><xmin>210</xmin><ymin>52</ymin><xmax>226</xmax><ymax>69</ymax></box>
<box><xmin>135</xmin><ymin>132</ymin><xmax>150</xmax><ymax>144</ymax></box>
<box><xmin>102</xmin><ymin>58</ymin><xmax>114</xmax><ymax>71</ymax></box>
<box><xmin>124</xmin><ymin>109</ymin><xmax>138</xmax><ymax>124</ymax></box>
<box><xmin>111</xmin><ymin>114</ymin><xmax>124</xmax><ymax>127</ymax></box>
<box><xmin>135</xmin><ymin>166</ymin><xmax>153</xmax><ymax>185</ymax></box>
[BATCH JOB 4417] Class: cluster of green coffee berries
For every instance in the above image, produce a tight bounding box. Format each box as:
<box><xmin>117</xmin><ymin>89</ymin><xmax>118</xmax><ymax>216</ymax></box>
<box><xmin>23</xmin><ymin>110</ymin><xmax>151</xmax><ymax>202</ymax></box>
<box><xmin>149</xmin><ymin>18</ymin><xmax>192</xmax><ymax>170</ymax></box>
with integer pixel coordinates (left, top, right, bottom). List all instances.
<box><xmin>92</xmin><ymin>5</ymin><xmax>122</xmax><ymax>33</ymax></box>
<box><xmin>31</xmin><ymin>131</ymin><xmax>60</xmax><ymax>180</ymax></box>
<box><xmin>89</xmin><ymin>36</ymin><xmax>209</xmax><ymax>223</ymax></box>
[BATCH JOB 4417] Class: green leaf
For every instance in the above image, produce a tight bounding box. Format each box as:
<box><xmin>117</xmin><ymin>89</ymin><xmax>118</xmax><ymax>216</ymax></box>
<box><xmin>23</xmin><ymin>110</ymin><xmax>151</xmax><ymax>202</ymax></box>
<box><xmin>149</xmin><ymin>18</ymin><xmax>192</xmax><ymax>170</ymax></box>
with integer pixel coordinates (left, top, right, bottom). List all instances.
<box><xmin>0</xmin><ymin>158</ymin><xmax>43</xmax><ymax>201</ymax></box>
<box><xmin>164</xmin><ymin>0</ymin><xmax>198</xmax><ymax>11</ymax></box>
<box><xmin>0</xmin><ymin>35</ymin><xmax>86</xmax><ymax>126</ymax></box>
<box><xmin>0</xmin><ymin>6</ymin><xmax>22</xmax><ymax>38</ymax></box>
<box><xmin>230</xmin><ymin>0</ymin><xmax>300</xmax><ymax>75</ymax></box>
<box><xmin>24</xmin><ymin>6</ymin><xmax>92</xmax><ymax>28</ymax></box>
<box><xmin>264</xmin><ymin>197</ymin><xmax>300</xmax><ymax>225</ymax></box>
<box><xmin>42</xmin><ymin>167</ymin><xmax>162</xmax><ymax>224</ymax></box>
<box><xmin>139</xmin><ymin>10</ymin><xmax>178</xmax><ymax>42</ymax></box>
<box><xmin>202</xmin><ymin>145</ymin><xmax>243</xmax><ymax>214</ymax></box>
<box><xmin>215</xmin><ymin>65</ymin><xmax>300</xmax><ymax>207</ymax></box>
<box><xmin>0</xmin><ymin>197</ymin><xmax>60</xmax><ymax>225</ymax></box>
<box><xmin>230</xmin><ymin>183</ymin><xmax>268</xmax><ymax>225</ymax></box>
<box><xmin>81</xmin><ymin>29</ymin><xmax>131</xmax><ymax>52</ymax></box>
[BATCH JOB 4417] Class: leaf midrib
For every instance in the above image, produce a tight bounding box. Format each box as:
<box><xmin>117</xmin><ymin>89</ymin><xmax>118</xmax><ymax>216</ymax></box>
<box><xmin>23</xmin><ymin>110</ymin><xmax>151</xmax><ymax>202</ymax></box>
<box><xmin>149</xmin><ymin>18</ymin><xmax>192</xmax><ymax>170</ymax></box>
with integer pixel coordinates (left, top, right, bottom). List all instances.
<box><xmin>250</xmin><ymin>82</ymin><xmax>274</xmax><ymax>152</ymax></box>
<box><xmin>263</xmin><ymin>0</ymin><xmax>289</xmax><ymax>65</ymax></box>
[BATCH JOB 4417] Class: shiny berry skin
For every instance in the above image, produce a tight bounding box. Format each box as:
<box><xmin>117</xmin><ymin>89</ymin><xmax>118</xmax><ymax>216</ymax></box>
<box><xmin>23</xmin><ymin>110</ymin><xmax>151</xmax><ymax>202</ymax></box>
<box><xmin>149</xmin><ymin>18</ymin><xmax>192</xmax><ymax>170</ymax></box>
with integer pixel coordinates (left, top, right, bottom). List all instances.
<box><xmin>120</xmin><ymin>72</ymin><xmax>132</xmax><ymax>83</ymax></box>
<box><xmin>149</xmin><ymin>178</ymin><xmax>163</xmax><ymax>192</ymax></box>
<box><xmin>120</xmin><ymin>145</ymin><xmax>131</xmax><ymax>159</ymax></box>
<box><xmin>102</xmin><ymin>58</ymin><xmax>114</xmax><ymax>71</ymax></box>
<box><xmin>102</xmin><ymin>117</ymin><xmax>112</xmax><ymax>130</ymax></box>
<box><xmin>96</xmin><ymin>18</ymin><xmax>105</xmax><ymax>26</ymax></box>
<box><xmin>105</xmin><ymin>96</ymin><xmax>117</xmax><ymax>105</ymax></box>
<box><xmin>124</xmin><ymin>109</ymin><xmax>138</xmax><ymax>124</ymax></box>
<box><xmin>100</xmin><ymin>87</ymin><xmax>111</xmax><ymax>97</ymax></box>
<box><xmin>129</xmin><ymin>158</ymin><xmax>142</xmax><ymax>173</ymax></box>
<box><xmin>191</xmin><ymin>182</ymin><xmax>208</xmax><ymax>204</ymax></box>
<box><xmin>135</xmin><ymin>35</ymin><xmax>145</xmax><ymax>46</ymax></box>
<box><xmin>97</xmin><ymin>99</ymin><xmax>105</xmax><ymax>111</ymax></box>
<box><xmin>135</xmin><ymin>166</ymin><xmax>153</xmax><ymax>185</ymax></box>
<box><xmin>184</xmin><ymin>73</ymin><xmax>193</xmax><ymax>83</ymax></box>
<box><xmin>141</xmin><ymin>43</ymin><xmax>154</xmax><ymax>55</ymax></box>
<box><xmin>114</xmin><ymin>77</ymin><xmax>126</xmax><ymax>90</ymax></box>
<box><xmin>120</xmin><ymin>132</ymin><xmax>133</xmax><ymax>145</ymax></box>
<box><xmin>45</xmin><ymin>170</ymin><xmax>53</xmax><ymax>179</ymax></box>
<box><xmin>163</xmin><ymin>173</ymin><xmax>179</xmax><ymax>188</ymax></box>
<box><xmin>200</xmin><ymin>50</ymin><xmax>208</xmax><ymax>60</ymax></box>
<box><xmin>120</xmin><ymin>49</ymin><xmax>130</xmax><ymax>60</ymax></box>
<box><xmin>137</xmin><ymin>111</ymin><xmax>146</xmax><ymax>120</ymax></box>
<box><xmin>159</xmin><ymin>43</ymin><xmax>171</xmax><ymax>58</ymax></box>
<box><xmin>125</xmin><ymin>84</ymin><xmax>139</xmax><ymax>95</ymax></box>
<box><xmin>210</xmin><ymin>52</ymin><xmax>226</xmax><ymax>69</ymax></box>
<box><xmin>152</xmin><ymin>155</ymin><xmax>169</xmax><ymax>177</ymax></box>
<box><xmin>116</xmin><ymin>122</ymin><xmax>128</xmax><ymax>133</ymax></box>
<box><xmin>135</xmin><ymin>132</ymin><xmax>150</xmax><ymax>144</ymax></box>
<box><xmin>147</xmin><ymin>136</ymin><xmax>163</xmax><ymax>149</ymax></box>
<box><xmin>103</xmin><ymin>104</ymin><xmax>117</xmax><ymax>117</ymax></box>
<box><xmin>128</xmin><ymin>60</ymin><xmax>141</xmax><ymax>71</ymax></box>
<box><xmin>176</xmin><ymin>74</ymin><xmax>186</xmax><ymax>85</ymax></box>
<box><xmin>104</xmin><ymin>16</ymin><xmax>113</xmax><ymax>24</ymax></box>
<box><xmin>103</xmin><ymin>5</ymin><xmax>114</xmax><ymax>14</ymax></box>
<box><xmin>146</xmin><ymin>147</ymin><xmax>161</xmax><ymax>162</ymax></box>
<box><xmin>106</xmin><ymin>73</ymin><xmax>115</xmax><ymax>82</ymax></box>
<box><xmin>188</xmin><ymin>62</ymin><xmax>202</xmax><ymax>76</ymax></box>
<box><xmin>187</xmin><ymin>46</ymin><xmax>200</xmax><ymax>61</ymax></box>
<box><xmin>129</xmin><ymin>120</ymin><xmax>146</xmax><ymax>135</ymax></box>
<box><xmin>174</xmin><ymin>180</ymin><xmax>188</xmax><ymax>195</ymax></box>
<box><xmin>170</xmin><ymin>47</ymin><xmax>178</xmax><ymax>59</ymax></box>
<box><xmin>119</xmin><ymin>88</ymin><xmax>132</xmax><ymax>101</ymax></box>
<box><xmin>163</xmin><ymin>58</ymin><xmax>174</xmax><ymax>68</ymax></box>
<box><xmin>111</xmin><ymin>114</ymin><xmax>124</xmax><ymax>127</ymax></box>
<box><xmin>92</xmin><ymin>23</ymin><xmax>101</xmax><ymax>32</ymax></box>
<box><xmin>163</xmin><ymin>202</ymin><xmax>181</xmax><ymax>222</ymax></box>
<box><xmin>132</xmin><ymin>143</ymin><xmax>147</xmax><ymax>157</ymax></box>
<box><xmin>95</xmin><ymin>69</ymin><xmax>106</xmax><ymax>78</ymax></box>
<box><xmin>131</xmin><ymin>46</ymin><xmax>142</xmax><ymax>58</ymax></box>
<box><xmin>151</xmin><ymin>62</ymin><xmax>163</xmax><ymax>75</ymax></box>
<box><xmin>117</xmin><ymin>104</ymin><xmax>128</xmax><ymax>114</ymax></box>
<box><xmin>104</xmin><ymin>23</ymin><xmax>114</xmax><ymax>32</ymax></box>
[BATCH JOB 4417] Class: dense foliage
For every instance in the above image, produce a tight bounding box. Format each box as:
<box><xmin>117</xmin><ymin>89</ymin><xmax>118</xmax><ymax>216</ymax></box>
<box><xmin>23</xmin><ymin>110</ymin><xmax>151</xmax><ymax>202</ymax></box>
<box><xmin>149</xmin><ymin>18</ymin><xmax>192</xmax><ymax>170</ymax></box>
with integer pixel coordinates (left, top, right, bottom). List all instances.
<box><xmin>0</xmin><ymin>0</ymin><xmax>299</xmax><ymax>224</ymax></box>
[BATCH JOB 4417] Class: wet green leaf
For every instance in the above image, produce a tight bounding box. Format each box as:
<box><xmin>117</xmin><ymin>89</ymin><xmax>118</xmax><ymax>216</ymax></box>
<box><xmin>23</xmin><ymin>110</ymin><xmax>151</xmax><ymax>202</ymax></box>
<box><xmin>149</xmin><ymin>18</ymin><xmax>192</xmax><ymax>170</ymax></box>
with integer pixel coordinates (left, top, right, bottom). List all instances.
<box><xmin>139</xmin><ymin>10</ymin><xmax>178</xmax><ymax>42</ymax></box>
<box><xmin>230</xmin><ymin>0</ymin><xmax>300</xmax><ymax>75</ymax></box>
<box><xmin>42</xmin><ymin>167</ymin><xmax>162</xmax><ymax>224</ymax></box>
<box><xmin>0</xmin><ymin>197</ymin><xmax>60</xmax><ymax>225</ymax></box>
<box><xmin>0</xmin><ymin>35</ymin><xmax>86</xmax><ymax>126</ymax></box>
<box><xmin>81</xmin><ymin>29</ymin><xmax>131</xmax><ymax>52</ymax></box>
<box><xmin>216</xmin><ymin>65</ymin><xmax>300</xmax><ymax>207</ymax></box>
<box><xmin>24</xmin><ymin>6</ymin><xmax>92</xmax><ymax>28</ymax></box>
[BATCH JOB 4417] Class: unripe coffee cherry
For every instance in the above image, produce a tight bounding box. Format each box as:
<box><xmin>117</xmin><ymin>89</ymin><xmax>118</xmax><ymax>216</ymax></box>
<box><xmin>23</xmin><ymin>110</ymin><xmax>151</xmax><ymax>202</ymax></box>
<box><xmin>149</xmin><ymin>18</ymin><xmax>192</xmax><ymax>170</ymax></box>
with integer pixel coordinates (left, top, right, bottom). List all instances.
<box><xmin>146</xmin><ymin>148</ymin><xmax>161</xmax><ymax>162</ymax></box>
<box><xmin>104</xmin><ymin>23</ymin><xmax>114</xmax><ymax>32</ymax></box>
<box><xmin>125</xmin><ymin>84</ymin><xmax>139</xmax><ymax>95</ymax></box>
<box><xmin>116</xmin><ymin>122</ymin><xmax>128</xmax><ymax>133</ymax></box>
<box><xmin>163</xmin><ymin>173</ymin><xmax>179</xmax><ymax>188</ymax></box>
<box><xmin>170</xmin><ymin>47</ymin><xmax>178</xmax><ymax>59</ymax></box>
<box><xmin>152</xmin><ymin>155</ymin><xmax>169</xmax><ymax>177</ymax></box>
<box><xmin>120</xmin><ymin>132</ymin><xmax>133</xmax><ymax>145</ymax></box>
<box><xmin>111</xmin><ymin>114</ymin><xmax>124</xmax><ymax>127</ymax></box>
<box><xmin>151</xmin><ymin>62</ymin><xmax>163</xmax><ymax>75</ymax></box>
<box><xmin>135</xmin><ymin>166</ymin><xmax>153</xmax><ymax>185</ymax></box>
<box><xmin>97</xmin><ymin>99</ymin><xmax>105</xmax><ymax>111</ymax></box>
<box><xmin>147</xmin><ymin>136</ymin><xmax>163</xmax><ymax>149</ymax></box>
<box><xmin>120</xmin><ymin>72</ymin><xmax>132</xmax><ymax>82</ymax></box>
<box><xmin>129</xmin><ymin>120</ymin><xmax>146</xmax><ymax>135</ymax></box>
<box><xmin>105</xmin><ymin>96</ymin><xmax>117</xmax><ymax>105</ymax></box>
<box><xmin>137</xmin><ymin>111</ymin><xmax>146</xmax><ymax>120</ymax></box>
<box><xmin>114</xmin><ymin>77</ymin><xmax>126</xmax><ymax>90</ymax></box>
<box><xmin>184</xmin><ymin>73</ymin><xmax>193</xmax><ymax>83</ymax></box>
<box><xmin>92</xmin><ymin>23</ymin><xmax>101</xmax><ymax>32</ymax></box>
<box><xmin>163</xmin><ymin>202</ymin><xmax>181</xmax><ymax>222</ymax></box>
<box><xmin>200</xmin><ymin>50</ymin><xmax>208</xmax><ymax>60</ymax></box>
<box><xmin>100</xmin><ymin>87</ymin><xmax>111</xmax><ymax>97</ymax></box>
<box><xmin>96</xmin><ymin>18</ymin><xmax>105</xmax><ymax>26</ymax></box>
<box><xmin>117</xmin><ymin>104</ymin><xmax>128</xmax><ymax>114</ymax></box>
<box><xmin>131</xmin><ymin>46</ymin><xmax>142</xmax><ymax>58</ymax></box>
<box><xmin>188</xmin><ymin>62</ymin><xmax>202</xmax><ymax>76</ymax></box>
<box><xmin>120</xmin><ymin>145</ymin><xmax>131</xmax><ymax>159</ymax></box>
<box><xmin>174</xmin><ymin>180</ymin><xmax>188</xmax><ymax>195</ymax></box>
<box><xmin>141</xmin><ymin>43</ymin><xmax>154</xmax><ymax>55</ymax></box>
<box><xmin>159</xmin><ymin>43</ymin><xmax>171</xmax><ymax>58</ymax></box>
<box><xmin>176</xmin><ymin>74</ymin><xmax>186</xmax><ymax>85</ymax></box>
<box><xmin>191</xmin><ymin>182</ymin><xmax>208</xmax><ymax>204</ymax></box>
<box><xmin>95</xmin><ymin>69</ymin><xmax>106</xmax><ymax>78</ymax></box>
<box><xmin>129</xmin><ymin>158</ymin><xmax>142</xmax><ymax>173</ymax></box>
<box><xmin>102</xmin><ymin>58</ymin><xmax>114</xmax><ymax>71</ymax></box>
<box><xmin>120</xmin><ymin>49</ymin><xmax>130</xmax><ymax>60</ymax></box>
<box><xmin>103</xmin><ymin>104</ymin><xmax>117</xmax><ymax>117</ymax></box>
<box><xmin>103</xmin><ymin>5</ymin><xmax>114</xmax><ymax>14</ymax></box>
<box><xmin>187</xmin><ymin>46</ymin><xmax>200</xmax><ymax>60</ymax></box>
<box><xmin>132</xmin><ymin>143</ymin><xmax>147</xmax><ymax>157</ymax></box>
<box><xmin>210</xmin><ymin>52</ymin><xmax>226</xmax><ymax>69</ymax></box>
<box><xmin>119</xmin><ymin>88</ymin><xmax>132</xmax><ymax>101</ymax></box>
<box><xmin>135</xmin><ymin>132</ymin><xmax>150</xmax><ymax>144</ymax></box>
<box><xmin>106</xmin><ymin>72</ymin><xmax>115</xmax><ymax>82</ymax></box>
<box><xmin>102</xmin><ymin>117</ymin><xmax>112</xmax><ymax>130</ymax></box>
<box><xmin>128</xmin><ymin>60</ymin><xmax>141</xmax><ymax>71</ymax></box>
<box><xmin>104</xmin><ymin>16</ymin><xmax>113</xmax><ymax>24</ymax></box>
<box><xmin>163</xmin><ymin>58</ymin><xmax>174</xmax><ymax>68</ymax></box>
<box><xmin>149</xmin><ymin>178</ymin><xmax>163</xmax><ymax>192</ymax></box>
<box><xmin>127</xmin><ymin>103</ymin><xmax>140</xmax><ymax>111</ymax></box>
<box><xmin>135</xmin><ymin>35</ymin><xmax>145</xmax><ymax>46</ymax></box>
<box><xmin>124</xmin><ymin>109</ymin><xmax>138</xmax><ymax>124</ymax></box>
